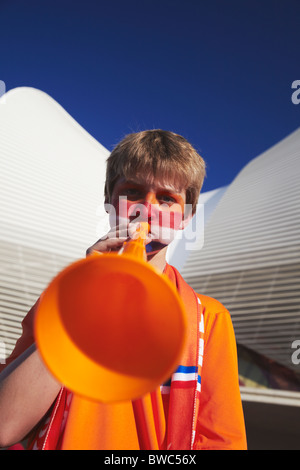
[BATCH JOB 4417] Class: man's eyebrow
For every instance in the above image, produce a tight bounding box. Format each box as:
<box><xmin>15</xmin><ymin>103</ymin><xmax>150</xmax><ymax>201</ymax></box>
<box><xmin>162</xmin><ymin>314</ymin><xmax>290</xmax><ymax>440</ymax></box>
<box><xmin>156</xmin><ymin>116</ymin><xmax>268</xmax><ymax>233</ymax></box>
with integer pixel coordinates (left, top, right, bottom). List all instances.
<box><xmin>118</xmin><ymin>181</ymin><xmax>144</xmax><ymax>190</ymax></box>
<box><xmin>119</xmin><ymin>179</ymin><xmax>140</xmax><ymax>186</ymax></box>
<box><xmin>120</xmin><ymin>179</ymin><xmax>180</xmax><ymax>194</ymax></box>
<box><xmin>156</xmin><ymin>184</ymin><xmax>181</xmax><ymax>193</ymax></box>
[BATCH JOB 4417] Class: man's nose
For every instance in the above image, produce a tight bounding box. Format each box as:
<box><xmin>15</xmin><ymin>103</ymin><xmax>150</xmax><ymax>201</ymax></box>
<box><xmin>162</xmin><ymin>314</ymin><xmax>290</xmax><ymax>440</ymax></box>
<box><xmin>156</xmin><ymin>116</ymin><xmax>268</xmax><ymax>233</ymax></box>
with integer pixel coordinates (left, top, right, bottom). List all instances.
<box><xmin>136</xmin><ymin>192</ymin><xmax>159</xmax><ymax>216</ymax></box>
<box><xmin>128</xmin><ymin>193</ymin><xmax>159</xmax><ymax>222</ymax></box>
<box><xmin>144</xmin><ymin>191</ymin><xmax>158</xmax><ymax>205</ymax></box>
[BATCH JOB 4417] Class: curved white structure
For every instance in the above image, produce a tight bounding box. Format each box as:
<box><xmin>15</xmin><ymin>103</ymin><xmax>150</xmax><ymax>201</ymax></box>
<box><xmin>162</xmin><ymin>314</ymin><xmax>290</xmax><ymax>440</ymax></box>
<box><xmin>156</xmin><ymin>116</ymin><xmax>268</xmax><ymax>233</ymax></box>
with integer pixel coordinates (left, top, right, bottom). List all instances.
<box><xmin>0</xmin><ymin>88</ymin><xmax>110</xmax><ymax>356</ymax></box>
<box><xmin>1</xmin><ymin>89</ymin><xmax>299</xmax><ymax>447</ymax></box>
<box><xmin>181</xmin><ymin>128</ymin><xmax>300</xmax><ymax>374</ymax></box>
<box><xmin>1</xmin><ymin>86</ymin><xmax>299</xmax><ymax>380</ymax></box>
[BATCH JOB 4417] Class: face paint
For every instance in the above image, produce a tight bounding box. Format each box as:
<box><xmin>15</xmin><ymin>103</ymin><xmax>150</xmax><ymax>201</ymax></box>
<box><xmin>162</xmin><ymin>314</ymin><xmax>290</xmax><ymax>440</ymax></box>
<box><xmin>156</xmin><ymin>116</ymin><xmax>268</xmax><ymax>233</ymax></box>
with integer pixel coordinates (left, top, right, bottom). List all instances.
<box><xmin>111</xmin><ymin>197</ymin><xmax>184</xmax><ymax>245</ymax></box>
<box><xmin>108</xmin><ymin>177</ymin><xmax>189</xmax><ymax>248</ymax></box>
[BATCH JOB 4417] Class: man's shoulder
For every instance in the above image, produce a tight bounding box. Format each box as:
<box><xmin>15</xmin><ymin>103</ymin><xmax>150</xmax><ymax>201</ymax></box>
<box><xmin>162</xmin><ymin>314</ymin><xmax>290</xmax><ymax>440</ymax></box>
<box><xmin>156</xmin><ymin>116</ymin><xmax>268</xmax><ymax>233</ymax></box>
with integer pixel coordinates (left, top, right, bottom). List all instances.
<box><xmin>167</xmin><ymin>264</ymin><xmax>230</xmax><ymax>317</ymax></box>
<box><xmin>195</xmin><ymin>294</ymin><xmax>234</xmax><ymax>338</ymax></box>
<box><xmin>195</xmin><ymin>293</ymin><xmax>230</xmax><ymax>316</ymax></box>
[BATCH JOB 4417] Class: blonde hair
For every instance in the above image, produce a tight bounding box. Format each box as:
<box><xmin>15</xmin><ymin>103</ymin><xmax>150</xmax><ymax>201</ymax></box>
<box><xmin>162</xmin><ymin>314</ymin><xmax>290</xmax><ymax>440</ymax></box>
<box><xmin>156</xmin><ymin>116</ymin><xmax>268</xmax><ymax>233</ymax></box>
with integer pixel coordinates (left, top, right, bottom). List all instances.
<box><xmin>104</xmin><ymin>130</ymin><xmax>206</xmax><ymax>214</ymax></box>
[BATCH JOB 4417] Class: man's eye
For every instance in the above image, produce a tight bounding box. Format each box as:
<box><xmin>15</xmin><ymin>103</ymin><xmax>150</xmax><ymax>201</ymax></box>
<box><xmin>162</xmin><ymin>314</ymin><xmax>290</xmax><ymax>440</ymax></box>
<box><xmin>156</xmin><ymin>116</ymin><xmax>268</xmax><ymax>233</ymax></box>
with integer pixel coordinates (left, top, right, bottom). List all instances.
<box><xmin>159</xmin><ymin>195</ymin><xmax>176</xmax><ymax>203</ymax></box>
<box><xmin>123</xmin><ymin>188</ymin><xmax>141</xmax><ymax>197</ymax></box>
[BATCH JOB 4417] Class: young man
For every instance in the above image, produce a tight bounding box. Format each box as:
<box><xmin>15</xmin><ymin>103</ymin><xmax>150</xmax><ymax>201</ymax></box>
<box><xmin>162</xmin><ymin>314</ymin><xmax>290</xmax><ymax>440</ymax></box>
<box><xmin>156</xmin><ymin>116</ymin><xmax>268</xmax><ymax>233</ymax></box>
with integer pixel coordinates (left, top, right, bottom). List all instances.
<box><xmin>0</xmin><ymin>130</ymin><xmax>247</xmax><ymax>450</ymax></box>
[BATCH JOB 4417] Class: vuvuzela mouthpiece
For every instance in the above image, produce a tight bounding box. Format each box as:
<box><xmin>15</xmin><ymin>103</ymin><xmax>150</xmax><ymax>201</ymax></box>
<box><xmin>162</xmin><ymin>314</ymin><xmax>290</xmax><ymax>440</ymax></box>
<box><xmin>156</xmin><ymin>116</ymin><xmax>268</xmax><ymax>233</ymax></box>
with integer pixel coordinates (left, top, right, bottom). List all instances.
<box><xmin>121</xmin><ymin>222</ymin><xmax>150</xmax><ymax>259</ymax></box>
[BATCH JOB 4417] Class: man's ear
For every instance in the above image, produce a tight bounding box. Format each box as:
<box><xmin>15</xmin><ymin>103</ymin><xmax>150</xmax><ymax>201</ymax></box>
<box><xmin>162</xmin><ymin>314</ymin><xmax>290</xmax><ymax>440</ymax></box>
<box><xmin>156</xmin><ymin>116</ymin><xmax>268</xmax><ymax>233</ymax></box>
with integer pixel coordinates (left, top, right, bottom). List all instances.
<box><xmin>178</xmin><ymin>212</ymin><xmax>193</xmax><ymax>230</ymax></box>
<box><xmin>104</xmin><ymin>196</ymin><xmax>110</xmax><ymax>213</ymax></box>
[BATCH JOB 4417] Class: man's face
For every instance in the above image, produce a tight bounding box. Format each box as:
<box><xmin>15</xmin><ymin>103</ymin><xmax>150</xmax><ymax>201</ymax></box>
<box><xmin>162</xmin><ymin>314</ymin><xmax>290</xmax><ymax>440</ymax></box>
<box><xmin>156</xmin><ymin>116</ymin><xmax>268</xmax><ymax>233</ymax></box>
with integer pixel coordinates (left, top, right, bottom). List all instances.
<box><xmin>107</xmin><ymin>176</ymin><xmax>190</xmax><ymax>247</ymax></box>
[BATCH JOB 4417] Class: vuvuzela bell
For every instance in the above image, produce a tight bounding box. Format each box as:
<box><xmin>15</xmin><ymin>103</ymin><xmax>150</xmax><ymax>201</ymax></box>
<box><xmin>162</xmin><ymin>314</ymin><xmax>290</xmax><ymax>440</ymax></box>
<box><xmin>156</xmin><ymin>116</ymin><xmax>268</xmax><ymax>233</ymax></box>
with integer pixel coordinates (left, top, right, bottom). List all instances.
<box><xmin>34</xmin><ymin>222</ymin><xmax>187</xmax><ymax>449</ymax></box>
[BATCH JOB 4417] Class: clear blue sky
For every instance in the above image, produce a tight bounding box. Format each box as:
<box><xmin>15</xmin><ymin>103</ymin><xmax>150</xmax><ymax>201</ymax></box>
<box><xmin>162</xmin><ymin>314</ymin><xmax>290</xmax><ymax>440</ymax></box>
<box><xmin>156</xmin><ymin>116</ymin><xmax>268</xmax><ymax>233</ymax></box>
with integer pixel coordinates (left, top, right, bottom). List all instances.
<box><xmin>1</xmin><ymin>0</ymin><xmax>299</xmax><ymax>191</ymax></box>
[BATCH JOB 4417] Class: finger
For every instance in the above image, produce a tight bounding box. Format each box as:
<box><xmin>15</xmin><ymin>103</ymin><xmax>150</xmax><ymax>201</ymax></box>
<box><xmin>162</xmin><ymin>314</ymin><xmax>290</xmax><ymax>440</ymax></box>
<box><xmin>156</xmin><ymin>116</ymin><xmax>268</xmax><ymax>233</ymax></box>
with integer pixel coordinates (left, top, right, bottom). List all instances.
<box><xmin>86</xmin><ymin>236</ymin><xmax>124</xmax><ymax>256</ymax></box>
<box><xmin>107</xmin><ymin>225</ymin><xmax>129</xmax><ymax>240</ymax></box>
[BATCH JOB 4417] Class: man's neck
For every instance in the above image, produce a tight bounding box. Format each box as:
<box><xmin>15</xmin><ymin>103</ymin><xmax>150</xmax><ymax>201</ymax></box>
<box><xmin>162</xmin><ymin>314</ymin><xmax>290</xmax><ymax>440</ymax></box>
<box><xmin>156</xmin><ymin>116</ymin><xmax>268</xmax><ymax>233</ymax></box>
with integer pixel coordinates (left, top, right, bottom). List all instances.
<box><xmin>147</xmin><ymin>245</ymin><xmax>168</xmax><ymax>273</ymax></box>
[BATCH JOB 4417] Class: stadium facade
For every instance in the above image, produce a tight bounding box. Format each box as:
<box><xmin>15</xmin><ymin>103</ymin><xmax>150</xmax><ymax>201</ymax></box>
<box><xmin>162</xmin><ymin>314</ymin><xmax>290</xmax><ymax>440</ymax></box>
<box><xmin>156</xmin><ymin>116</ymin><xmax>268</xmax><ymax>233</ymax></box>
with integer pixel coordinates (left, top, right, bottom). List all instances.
<box><xmin>1</xmin><ymin>88</ymin><xmax>299</xmax><ymax>448</ymax></box>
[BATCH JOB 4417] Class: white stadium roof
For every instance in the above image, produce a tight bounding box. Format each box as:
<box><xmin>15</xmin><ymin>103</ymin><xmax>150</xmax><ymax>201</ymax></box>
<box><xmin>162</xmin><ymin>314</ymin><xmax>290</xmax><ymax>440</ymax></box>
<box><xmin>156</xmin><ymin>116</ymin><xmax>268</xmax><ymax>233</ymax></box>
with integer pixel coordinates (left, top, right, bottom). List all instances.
<box><xmin>0</xmin><ymin>87</ymin><xmax>109</xmax><ymax>355</ymax></box>
<box><xmin>180</xmin><ymin>127</ymin><xmax>300</xmax><ymax>375</ymax></box>
<box><xmin>1</xmin><ymin>87</ymin><xmax>299</xmax><ymax>381</ymax></box>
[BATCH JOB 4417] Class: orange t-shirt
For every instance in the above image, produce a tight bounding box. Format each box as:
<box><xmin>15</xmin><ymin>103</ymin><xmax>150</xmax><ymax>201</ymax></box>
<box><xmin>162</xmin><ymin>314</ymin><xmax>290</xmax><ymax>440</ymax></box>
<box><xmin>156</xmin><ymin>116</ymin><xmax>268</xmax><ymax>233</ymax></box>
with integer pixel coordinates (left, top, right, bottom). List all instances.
<box><xmin>194</xmin><ymin>294</ymin><xmax>246</xmax><ymax>449</ymax></box>
<box><xmin>0</xmin><ymin>293</ymin><xmax>247</xmax><ymax>450</ymax></box>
